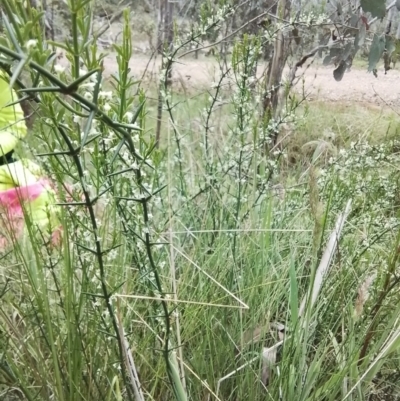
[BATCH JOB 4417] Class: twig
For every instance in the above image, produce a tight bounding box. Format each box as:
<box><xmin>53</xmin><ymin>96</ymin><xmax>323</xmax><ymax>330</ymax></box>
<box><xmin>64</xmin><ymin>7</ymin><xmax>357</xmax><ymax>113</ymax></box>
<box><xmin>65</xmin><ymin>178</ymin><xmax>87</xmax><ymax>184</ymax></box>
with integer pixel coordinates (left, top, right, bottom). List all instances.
<box><xmin>287</xmin><ymin>45</ymin><xmax>327</xmax><ymax>86</ymax></box>
<box><xmin>171</xmin><ymin>245</ymin><xmax>249</xmax><ymax>309</ymax></box>
<box><xmin>167</xmin><ymin>117</ymin><xmax>187</xmax><ymax>394</ymax></box>
<box><xmin>92</xmin><ymin>10</ymin><xmax>124</xmax><ymax>39</ymax></box>
<box><xmin>116</xmin><ymin>299</ymin><xmax>145</xmax><ymax>401</ymax></box>
<box><xmin>178</xmin><ymin>9</ymin><xmax>273</xmax><ymax>59</ymax></box>
<box><xmin>115</xmin><ymin>294</ymin><xmax>248</xmax><ymax>309</ymax></box>
<box><xmin>367</xmin><ymin>0</ymin><xmax>397</xmax><ymax>26</ymax></box>
<box><xmin>216</xmin><ymin>340</ymin><xmax>284</xmax><ymax>396</ymax></box>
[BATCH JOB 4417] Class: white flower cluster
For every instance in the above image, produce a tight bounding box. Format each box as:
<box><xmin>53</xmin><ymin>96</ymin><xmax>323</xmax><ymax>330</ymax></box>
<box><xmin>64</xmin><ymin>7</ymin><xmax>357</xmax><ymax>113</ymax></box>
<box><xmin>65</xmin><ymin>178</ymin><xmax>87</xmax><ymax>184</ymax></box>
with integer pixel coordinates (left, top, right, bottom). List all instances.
<box><xmin>318</xmin><ymin>140</ymin><xmax>400</xmax><ymax>258</ymax></box>
<box><xmin>198</xmin><ymin>3</ymin><xmax>234</xmax><ymax>36</ymax></box>
<box><xmin>297</xmin><ymin>10</ymin><xmax>329</xmax><ymax>27</ymax></box>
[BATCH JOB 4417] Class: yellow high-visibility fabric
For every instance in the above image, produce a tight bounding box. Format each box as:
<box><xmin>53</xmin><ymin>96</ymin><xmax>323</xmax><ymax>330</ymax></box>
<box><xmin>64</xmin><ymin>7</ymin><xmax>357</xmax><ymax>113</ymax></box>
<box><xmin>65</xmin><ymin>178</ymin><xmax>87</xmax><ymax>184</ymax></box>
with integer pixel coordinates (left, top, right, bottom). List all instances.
<box><xmin>0</xmin><ymin>159</ymin><xmax>60</xmax><ymax>245</ymax></box>
<box><xmin>0</xmin><ymin>159</ymin><xmax>39</xmax><ymax>191</ymax></box>
<box><xmin>0</xmin><ymin>72</ymin><xmax>61</xmax><ymax>247</ymax></box>
<box><xmin>0</xmin><ymin>71</ymin><xmax>27</xmax><ymax>156</ymax></box>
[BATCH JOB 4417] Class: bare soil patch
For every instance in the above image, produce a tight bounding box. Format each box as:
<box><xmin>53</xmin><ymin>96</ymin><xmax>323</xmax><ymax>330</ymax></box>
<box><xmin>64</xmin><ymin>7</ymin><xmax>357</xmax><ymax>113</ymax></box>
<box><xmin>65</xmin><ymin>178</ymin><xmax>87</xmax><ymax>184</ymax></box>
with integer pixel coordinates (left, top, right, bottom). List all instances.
<box><xmin>102</xmin><ymin>52</ymin><xmax>400</xmax><ymax>108</ymax></box>
<box><xmin>57</xmin><ymin>44</ymin><xmax>400</xmax><ymax>109</ymax></box>
<box><xmin>54</xmin><ymin>16</ymin><xmax>400</xmax><ymax>108</ymax></box>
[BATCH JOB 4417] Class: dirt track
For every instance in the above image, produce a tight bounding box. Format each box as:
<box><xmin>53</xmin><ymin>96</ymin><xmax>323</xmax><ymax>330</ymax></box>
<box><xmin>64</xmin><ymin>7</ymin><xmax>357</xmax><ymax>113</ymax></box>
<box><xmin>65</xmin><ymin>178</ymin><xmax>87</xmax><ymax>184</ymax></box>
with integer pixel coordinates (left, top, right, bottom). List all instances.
<box><xmin>96</xmin><ymin>52</ymin><xmax>400</xmax><ymax>108</ymax></box>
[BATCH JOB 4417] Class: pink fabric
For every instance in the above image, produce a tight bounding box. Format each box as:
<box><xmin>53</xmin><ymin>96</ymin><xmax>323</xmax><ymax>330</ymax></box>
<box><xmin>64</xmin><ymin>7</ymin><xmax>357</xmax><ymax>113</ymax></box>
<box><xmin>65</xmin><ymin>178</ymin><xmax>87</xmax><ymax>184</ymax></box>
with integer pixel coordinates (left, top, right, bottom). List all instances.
<box><xmin>0</xmin><ymin>179</ymin><xmax>66</xmax><ymax>250</ymax></box>
<box><xmin>0</xmin><ymin>178</ymin><xmax>81</xmax><ymax>250</ymax></box>
<box><xmin>0</xmin><ymin>179</ymin><xmax>47</xmax><ymax>215</ymax></box>
<box><xmin>0</xmin><ymin>180</ymin><xmax>47</xmax><ymax>250</ymax></box>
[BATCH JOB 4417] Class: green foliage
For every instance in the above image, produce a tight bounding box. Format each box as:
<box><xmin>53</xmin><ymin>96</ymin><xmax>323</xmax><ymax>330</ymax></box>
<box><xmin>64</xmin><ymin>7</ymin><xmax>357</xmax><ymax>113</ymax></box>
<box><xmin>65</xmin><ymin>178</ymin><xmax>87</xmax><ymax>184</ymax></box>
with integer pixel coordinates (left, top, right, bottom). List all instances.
<box><xmin>360</xmin><ymin>0</ymin><xmax>386</xmax><ymax>19</ymax></box>
<box><xmin>1</xmin><ymin>1</ymin><xmax>400</xmax><ymax>401</ymax></box>
<box><xmin>368</xmin><ymin>33</ymin><xmax>386</xmax><ymax>73</ymax></box>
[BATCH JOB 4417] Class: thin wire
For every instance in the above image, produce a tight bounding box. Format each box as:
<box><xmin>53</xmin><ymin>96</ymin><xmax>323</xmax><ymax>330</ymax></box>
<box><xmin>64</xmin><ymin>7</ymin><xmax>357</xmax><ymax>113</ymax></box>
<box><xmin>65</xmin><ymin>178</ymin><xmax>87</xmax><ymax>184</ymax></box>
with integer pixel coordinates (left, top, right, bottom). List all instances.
<box><xmin>166</xmin><ymin>229</ymin><xmax>313</xmax><ymax>234</ymax></box>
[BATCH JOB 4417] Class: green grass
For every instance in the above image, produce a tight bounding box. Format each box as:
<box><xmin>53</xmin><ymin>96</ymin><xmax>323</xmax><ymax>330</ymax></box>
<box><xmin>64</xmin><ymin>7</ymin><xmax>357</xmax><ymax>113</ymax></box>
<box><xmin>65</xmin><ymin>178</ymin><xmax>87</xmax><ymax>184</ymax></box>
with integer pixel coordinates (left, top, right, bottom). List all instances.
<box><xmin>299</xmin><ymin>101</ymin><xmax>398</xmax><ymax>142</ymax></box>
<box><xmin>284</xmin><ymin>101</ymin><xmax>399</xmax><ymax>167</ymax></box>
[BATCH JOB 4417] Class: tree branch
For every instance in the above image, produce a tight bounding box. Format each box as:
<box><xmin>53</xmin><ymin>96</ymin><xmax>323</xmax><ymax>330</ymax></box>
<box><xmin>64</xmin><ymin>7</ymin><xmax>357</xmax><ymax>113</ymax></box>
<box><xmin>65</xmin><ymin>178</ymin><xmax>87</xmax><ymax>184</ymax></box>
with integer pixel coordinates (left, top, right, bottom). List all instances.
<box><xmin>178</xmin><ymin>8</ymin><xmax>273</xmax><ymax>59</ymax></box>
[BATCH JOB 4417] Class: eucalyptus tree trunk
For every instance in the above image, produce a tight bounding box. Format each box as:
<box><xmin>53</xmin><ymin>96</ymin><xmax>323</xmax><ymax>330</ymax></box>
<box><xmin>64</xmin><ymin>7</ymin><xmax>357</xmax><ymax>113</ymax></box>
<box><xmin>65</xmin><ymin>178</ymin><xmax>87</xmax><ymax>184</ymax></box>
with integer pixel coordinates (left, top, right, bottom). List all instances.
<box><xmin>263</xmin><ymin>0</ymin><xmax>292</xmax><ymax>145</ymax></box>
<box><xmin>165</xmin><ymin>0</ymin><xmax>174</xmax><ymax>50</ymax></box>
<box><xmin>155</xmin><ymin>0</ymin><xmax>175</xmax><ymax>147</ymax></box>
<box><xmin>156</xmin><ymin>0</ymin><xmax>165</xmax><ymax>53</ymax></box>
<box><xmin>157</xmin><ymin>0</ymin><xmax>175</xmax><ymax>53</ymax></box>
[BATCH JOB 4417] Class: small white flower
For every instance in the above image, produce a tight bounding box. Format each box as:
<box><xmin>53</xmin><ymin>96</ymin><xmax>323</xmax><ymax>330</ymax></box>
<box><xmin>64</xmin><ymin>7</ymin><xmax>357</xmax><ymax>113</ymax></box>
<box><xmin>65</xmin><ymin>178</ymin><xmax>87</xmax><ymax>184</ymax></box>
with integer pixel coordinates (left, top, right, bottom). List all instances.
<box><xmin>103</xmin><ymin>103</ymin><xmax>111</xmax><ymax>112</ymax></box>
<box><xmin>73</xmin><ymin>114</ymin><xmax>81</xmax><ymax>124</ymax></box>
<box><xmin>54</xmin><ymin>64</ymin><xmax>65</xmax><ymax>74</ymax></box>
<box><xmin>124</xmin><ymin>111</ymin><xmax>133</xmax><ymax>122</ymax></box>
<box><xmin>81</xmin><ymin>82</ymin><xmax>95</xmax><ymax>90</ymax></box>
<box><xmin>99</xmin><ymin>91</ymin><xmax>113</xmax><ymax>100</ymax></box>
<box><xmin>26</xmin><ymin>39</ymin><xmax>38</xmax><ymax>50</ymax></box>
<box><xmin>84</xmin><ymin>92</ymin><xmax>93</xmax><ymax>101</ymax></box>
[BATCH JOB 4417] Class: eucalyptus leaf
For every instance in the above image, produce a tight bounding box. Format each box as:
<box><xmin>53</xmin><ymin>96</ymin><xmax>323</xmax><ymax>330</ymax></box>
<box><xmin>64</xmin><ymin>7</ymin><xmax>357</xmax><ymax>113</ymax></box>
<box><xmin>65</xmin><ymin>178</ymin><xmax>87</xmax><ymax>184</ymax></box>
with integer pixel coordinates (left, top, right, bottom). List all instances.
<box><xmin>354</xmin><ymin>22</ymin><xmax>366</xmax><ymax>49</ymax></box>
<box><xmin>368</xmin><ymin>34</ymin><xmax>386</xmax><ymax>72</ymax></box>
<box><xmin>385</xmin><ymin>35</ymin><xmax>395</xmax><ymax>56</ymax></box>
<box><xmin>333</xmin><ymin>60</ymin><xmax>347</xmax><ymax>81</ymax></box>
<box><xmin>343</xmin><ymin>43</ymin><xmax>353</xmax><ymax>60</ymax></box>
<box><xmin>329</xmin><ymin>47</ymin><xmax>344</xmax><ymax>65</ymax></box>
<box><xmin>350</xmin><ymin>13</ymin><xmax>359</xmax><ymax>27</ymax></box>
<box><xmin>323</xmin><ymin>55</ymin><xmax>332</xmax><ymax>66</ymax></box>
<box><xmin>361</xmin><ymin>0</ymin><xmax>386</xmax><ymax>18</ymax></box>
<box><xmin>337</xmin><ymin>2</ymin><xmax>342</xmax><ymax>16</ymax></box>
